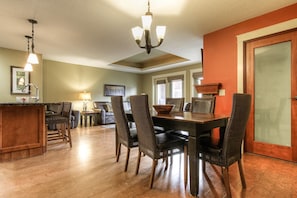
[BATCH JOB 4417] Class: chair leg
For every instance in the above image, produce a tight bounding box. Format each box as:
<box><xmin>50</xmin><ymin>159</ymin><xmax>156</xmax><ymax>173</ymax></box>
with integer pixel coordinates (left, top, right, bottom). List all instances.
<box><xmin>135</xmin><ymin>150</ymin><xmax>141</xmax><ymax>175</ymax></box>
<box><xmin>165</xmin><ymin>153</ymin><xmax>168</xmax><ymax>171</ymax></box>
<box><xmin>222</xmin><ymin>167</ymin><xmax>232</xmax><ymax>198</ymax></box>
<box><xmin>149</xmin><ymin>159</ymin><xmax>158</xmax><ymax>189</ymax></box>
<box><xmin>238</xmin><ymin>160</ymin><xmax>246</xmax><ymax>188</ymax></box>
<box><xmin>67</xmin><ymin>122</ymin><xmax>72</xmax><ymax>147</ymax></box>
<box><xmin>116</xmin><ymin>143</ymin><xmax>121</xmax><ymax>162</ymax></box>
<box><xmin>124</xmin><ymin>148</ymin><xmax>130</xmax><ymax>172</ymax></box>
<box><xmin>202</xmin><ymin>158</ymin><xmax>206</xmax><ymax>173</ymax></box>
<box><xmin>184</xmin><ymin>145</ymin><xmax>188</xmax><ymax>188</ymax></box>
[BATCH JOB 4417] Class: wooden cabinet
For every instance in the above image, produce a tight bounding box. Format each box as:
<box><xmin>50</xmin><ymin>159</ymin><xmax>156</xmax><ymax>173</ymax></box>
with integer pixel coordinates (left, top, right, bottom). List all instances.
<box><xmin>0</xmin><ymin>104</ymin><xmax>46</xmax><ymax>161</ymax></box>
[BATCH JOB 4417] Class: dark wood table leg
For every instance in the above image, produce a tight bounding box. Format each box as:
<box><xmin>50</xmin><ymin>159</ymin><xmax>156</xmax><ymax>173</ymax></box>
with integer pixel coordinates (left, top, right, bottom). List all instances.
<box><xmin>189</xmin><ymin>135</ymin><xmax>199</xmax><ymax>196</ymax></box>
<box><xmin>84</xmin><ymin>115</ymin><xmax>88</xmax><ymax>127</ymax></box>
<box><xmin>89</xmin><ymin>115</ymin><xmax>92</xmax><ymax>126</ymax></box>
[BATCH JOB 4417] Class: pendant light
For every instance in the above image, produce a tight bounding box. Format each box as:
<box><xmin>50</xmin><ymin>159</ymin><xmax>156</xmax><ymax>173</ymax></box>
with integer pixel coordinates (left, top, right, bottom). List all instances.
<box><xmin>24</xmin><ymin>35</ymin><xmax>33</xmax><ymax>72</ymax></box>
<box><xmin>26</xmin><ymin>19</ymin><xmax>39</xmax><ymax>64</ymax></box>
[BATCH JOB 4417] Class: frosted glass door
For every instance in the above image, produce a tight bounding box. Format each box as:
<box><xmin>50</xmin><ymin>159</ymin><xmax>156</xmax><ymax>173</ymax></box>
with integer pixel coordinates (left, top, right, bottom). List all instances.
<box><xmin>254</xmin><ymin>41</ymin><xmax>291</xmax><ymax>146</ymax></box>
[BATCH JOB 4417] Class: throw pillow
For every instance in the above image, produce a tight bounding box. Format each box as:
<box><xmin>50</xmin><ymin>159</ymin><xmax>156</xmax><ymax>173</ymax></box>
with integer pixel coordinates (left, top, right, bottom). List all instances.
<box><xmin>106</xmin><ymin>103</ymin><xmax>113</xmax><ymax>112</ymax></box>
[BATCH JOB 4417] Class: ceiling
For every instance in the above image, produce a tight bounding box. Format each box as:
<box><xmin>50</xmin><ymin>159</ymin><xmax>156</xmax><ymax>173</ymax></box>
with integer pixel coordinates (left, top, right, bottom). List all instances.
<box><xmin>0</xmin><ymin>0</ymin><xmax>296</xmax><ymax>73</ymax></box>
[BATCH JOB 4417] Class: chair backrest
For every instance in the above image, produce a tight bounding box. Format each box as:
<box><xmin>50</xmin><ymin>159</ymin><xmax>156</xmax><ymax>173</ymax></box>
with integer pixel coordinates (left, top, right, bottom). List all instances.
<box><xmin>130</xmin><ymin>95</ymin><xmax>157</xmax><ymax>158</ymax></box>
<box><xmin>166</xmin><ymin>97</ymin><xmax>185</xmax><ymax>112</ymax></box>
<box><xmin>111</xmin><ymin>96</ymin><xmax>131</xmax><ymax>146</ymax></box>
<box><xmin>222</xmin><ymin>93</ymin><xmax>251</xmax><ymax>165</ymax></box>
<box><xmin>62</xmin><ymin>102</ymin><xmax>72</xmax><ymax>118</ymax></box>
<box><xmin>191</xmin><ymin>96</ymin><xmax>216</xmax><ymax>113</ymax></box>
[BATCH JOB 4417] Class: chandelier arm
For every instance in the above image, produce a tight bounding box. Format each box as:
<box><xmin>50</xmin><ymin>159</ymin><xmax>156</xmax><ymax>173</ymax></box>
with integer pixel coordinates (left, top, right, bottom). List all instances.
<box><xmin>134</xmin><ymin>40</ymin><xmax>146</xmax><ymax>49</ymax></box>
<box><xmin>151</xmin><ymin>39</ymin><xmax>164</xmax><ymax>48</ymax></box>
<box><xmin>144</xmin><ymin>30</ymin><xmax>152</xmax><ymax>54</ymax></box>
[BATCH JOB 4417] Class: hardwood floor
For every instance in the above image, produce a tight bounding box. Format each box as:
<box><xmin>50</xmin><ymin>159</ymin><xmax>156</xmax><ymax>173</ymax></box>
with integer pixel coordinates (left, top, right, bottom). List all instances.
<box><xmin>0</xmin><ymin>125</ymin><xmax>297</xmax><ymax>198</ymax></box>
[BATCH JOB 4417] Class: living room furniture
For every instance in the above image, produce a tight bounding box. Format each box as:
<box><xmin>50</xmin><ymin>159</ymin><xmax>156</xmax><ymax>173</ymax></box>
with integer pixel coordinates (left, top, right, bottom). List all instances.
<box><xmin>93</xmin><ymin>101</ymin><xmax>115</xmax><ymax>125</ymax></box>
<box><xmin>46</xmin><ymin>102</ymin><xmax>72</xmax><ymax>147</ymax></box>
<box><xmin>46</xmin><ymin>103</ymin><xmax>80</xmax><ymax>129</ymax></box>
<box><xmin>80</xmin><ymin>111</ymin><xmax>100</xmax><ymax>127</ymax></box>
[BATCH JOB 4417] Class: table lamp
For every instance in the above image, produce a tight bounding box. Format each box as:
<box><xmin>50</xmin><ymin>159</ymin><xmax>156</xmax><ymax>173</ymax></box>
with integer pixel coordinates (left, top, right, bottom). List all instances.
<box><xmin>79</xmin><ymin>91</ymin><xmax>92</xmax><ymax>111</ymax></box>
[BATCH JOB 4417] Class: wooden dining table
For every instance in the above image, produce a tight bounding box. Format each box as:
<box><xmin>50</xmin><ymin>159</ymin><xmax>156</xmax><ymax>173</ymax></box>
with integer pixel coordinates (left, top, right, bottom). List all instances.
<box><xmin>125</xmin><ymin>111</ymin><xmax>229</xmax><ymax>196</ymax></box>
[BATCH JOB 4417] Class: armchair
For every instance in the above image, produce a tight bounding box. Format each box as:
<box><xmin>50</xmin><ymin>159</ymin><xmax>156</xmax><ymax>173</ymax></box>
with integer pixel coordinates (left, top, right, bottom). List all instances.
<box><xmin>93</xmin><ymin>101</ymin><xmax>115</xmax><ymax>125</ymax></box>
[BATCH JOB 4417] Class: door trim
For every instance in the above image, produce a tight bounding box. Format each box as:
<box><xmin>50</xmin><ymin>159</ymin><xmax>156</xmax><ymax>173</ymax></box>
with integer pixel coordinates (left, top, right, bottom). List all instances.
<box><xmin>237</xmin><ymin>18</ymin><xmax>297</xmax><ymax>93</ymax></box>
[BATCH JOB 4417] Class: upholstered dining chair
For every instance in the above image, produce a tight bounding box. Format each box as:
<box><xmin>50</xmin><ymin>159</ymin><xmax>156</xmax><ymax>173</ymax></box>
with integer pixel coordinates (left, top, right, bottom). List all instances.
<box><xmin>198</xmin><ymin>93</ymin><xmax>251</xmax><ymax>198</ymax></box>
<box><xmin>111</xmin><ymin>96</ymin><xmax>138</xmax><ymax>172</ymax></box>
<box><xmin>46</xmin><ymin>102</ymin><xmax>73</xmax><ymax>147</ymax></box>
<box><xmin>171</xmin><ymin>96</ymin><xmax>216</xmax><ymax>139</ymax></box>
<box><xmin>166</xmin><ymin>97</ymin><xmax>185</xmax><ymax>112</ymax></box>
<box><xmin>191</xmin><ymin>96</ymin><xmax>216</xmax><ymax>113</ymax></box>
<box><xmin>130</xmin><ymin>94</ymin><xmax>188</xmax><ymax>189</ymax></box>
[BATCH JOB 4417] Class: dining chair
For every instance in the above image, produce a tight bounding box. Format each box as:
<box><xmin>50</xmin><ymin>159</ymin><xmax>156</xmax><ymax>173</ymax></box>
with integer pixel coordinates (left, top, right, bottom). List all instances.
<box><xmin>46</xmin><ymin>102</ymin><xmax>73</xmax><ymax>147</ymax></box>
<box><xmin>130</xmin><ymin>94</ymin><xmax>188</xmax><ymax>189</ymax></box>
<box><xmin>171</xmin><ymin>96</ymin><xmax>216</xmax><ymax>139</ymax></box>
<box><xmin>198</xmin><ymin>93</ymin><xmax>251</xmax><ymax>198</ymax></box>
<box><xmin>111</xmin><ymin>96</ymin><xmax>138</xmax><ymax>172</ymax></box>
<box><xmin>191</xmin><ymin>96</ymin><xmax>216</xmax><ymax>113</ymax></box>
<box><xmin>166</xmin><ymin>97</ymin><xmax>185</xmax><ymax>112</ymax></box>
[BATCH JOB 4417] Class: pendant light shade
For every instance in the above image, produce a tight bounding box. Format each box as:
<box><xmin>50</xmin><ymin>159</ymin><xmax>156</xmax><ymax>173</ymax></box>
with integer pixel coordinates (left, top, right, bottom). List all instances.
<box><xmin>24</xmin><ymin>63</ymin><xmax>33</xmax><ymax>71</ymax></box>
<box><xmin>27</xmin><ymin>53</ymin><xmax>39</xmax><ymax>64</ymax></box>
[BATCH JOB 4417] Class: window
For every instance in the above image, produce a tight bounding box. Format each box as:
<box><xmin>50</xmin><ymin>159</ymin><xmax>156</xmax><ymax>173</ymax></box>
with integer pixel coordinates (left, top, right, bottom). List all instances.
<box><xmin>153</xmin><ymin>72</ymin><xmax>186</xmax><ymax>105</ymax></box>
<box><xmin>170</xmin><ymin>79</ymin><xmax>183</xmax><ymax>98</ymax></box>
<box><xmin>156</xmin><ymin>79</ymin><xmax>166</xmax><ymax>104</ymax></box>
<box><xmin>192</xmin><ymin>71</ymin><xmax>203</xmax><ymax>98</ymax></box>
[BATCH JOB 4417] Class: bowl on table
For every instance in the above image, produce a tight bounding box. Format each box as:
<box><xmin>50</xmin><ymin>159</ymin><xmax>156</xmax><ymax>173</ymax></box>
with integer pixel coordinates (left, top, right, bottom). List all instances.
<box><xmin>153</xmin><ymin>104</ymin><xmax>175</xmax><ymax>114</ymax></box>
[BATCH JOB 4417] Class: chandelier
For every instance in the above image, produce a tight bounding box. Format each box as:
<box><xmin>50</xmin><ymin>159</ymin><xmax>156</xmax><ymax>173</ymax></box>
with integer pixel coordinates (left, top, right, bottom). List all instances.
<box><xmin>26</xmin><ymin>19</ymin><xmax>39</xmax><ymax>64</ymax></box>
<box><xmin>131</xmin><ymin>0</ymin><xmax>166</xmax><ymax>54</ymax></box>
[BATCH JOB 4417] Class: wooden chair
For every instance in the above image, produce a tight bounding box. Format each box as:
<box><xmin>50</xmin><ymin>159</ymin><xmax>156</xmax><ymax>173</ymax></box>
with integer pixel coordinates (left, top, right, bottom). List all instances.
<box><xmin>130</xmin><ymin>95</ymin><xmax>188</xmax><ymax>188</ymax></box>
<box><xmin>165</xmin><ymin>97</ymin><xmax>185</xmax><ymax>112</ymax></box>
<box><xmin>198</xmin><ymin>93</ymin><xmax>251</xmax><ymax>198</ymax></box>
<box><xmin>111</xmin><ymin>96</ymin><xmax>138</xmax><ymax>172</ymax></box>
<box><xmin>46</xmin><ymin>102</ymin><xmax>72</xmax><ymax>147</ymax></box>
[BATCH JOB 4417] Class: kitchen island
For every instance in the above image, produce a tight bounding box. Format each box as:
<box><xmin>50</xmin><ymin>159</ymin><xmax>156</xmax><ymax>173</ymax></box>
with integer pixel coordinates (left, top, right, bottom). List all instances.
<box><xmin>0</xmin><ymin>103</ymin><xmax>46</xmax><ymax>162</ymax></box>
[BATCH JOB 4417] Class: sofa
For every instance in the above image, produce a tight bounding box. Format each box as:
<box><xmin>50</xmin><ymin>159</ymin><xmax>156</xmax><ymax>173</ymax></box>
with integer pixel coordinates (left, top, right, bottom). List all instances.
<box><xmin>93</xmin><ymin>101</ymin><xmax>115</xmax><ymax>125</ymax></box>
<box><xmin>46</xmin><ymin>102</ymin><xmax>80</xmax><ymax>129</ymax></box>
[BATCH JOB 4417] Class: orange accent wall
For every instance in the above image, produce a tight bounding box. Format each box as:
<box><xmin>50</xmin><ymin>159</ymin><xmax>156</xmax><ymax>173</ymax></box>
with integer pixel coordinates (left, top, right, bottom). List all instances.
<box><xmin>203</xmin><ymin>3</ymin><xmax>297</xmax><ymax>115</ymax></box>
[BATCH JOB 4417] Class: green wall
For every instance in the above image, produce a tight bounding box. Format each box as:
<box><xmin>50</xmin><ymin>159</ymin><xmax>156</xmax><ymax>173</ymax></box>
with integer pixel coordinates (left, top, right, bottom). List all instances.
<box><xmin>43</xmin><ymin>60</ymin><xmax>142</xmax><ymax>110</ymax></box>
<box><xmin>0</xmin><ymin>47</ymin><xmax>43</xmax><ymax>103</ymax></box>
<box><xmin>1</xmin><ymin>47</ymin><xmax>201</xmax><ymax>110</ymax></box>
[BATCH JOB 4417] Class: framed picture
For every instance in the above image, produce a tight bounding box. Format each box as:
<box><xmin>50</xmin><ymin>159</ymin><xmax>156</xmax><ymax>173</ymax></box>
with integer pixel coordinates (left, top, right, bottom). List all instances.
<box><xmin>104</xmin><ymin>84</ymin><xmax>125</xmax><ymax>96</ymax></box>
<box><xmin>11</xmin><ymin>66</ymin><xmax>30</xmax><ymax>95</ymax></box>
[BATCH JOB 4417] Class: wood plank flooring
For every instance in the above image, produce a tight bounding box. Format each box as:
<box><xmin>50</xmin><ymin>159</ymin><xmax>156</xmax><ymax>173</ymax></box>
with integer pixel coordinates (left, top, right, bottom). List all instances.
<box><xmin>0</xmin><ymin>125</ymin><xmax>297</xmax><ymax>198</ymax></box>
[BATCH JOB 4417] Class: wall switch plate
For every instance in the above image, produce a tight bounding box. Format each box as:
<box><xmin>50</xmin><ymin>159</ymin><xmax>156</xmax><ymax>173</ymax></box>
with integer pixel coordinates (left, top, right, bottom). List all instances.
<box><xmin>219</xmin><ymin>89</ymin><xmax>225</xmax><ymax>96</ymax></box>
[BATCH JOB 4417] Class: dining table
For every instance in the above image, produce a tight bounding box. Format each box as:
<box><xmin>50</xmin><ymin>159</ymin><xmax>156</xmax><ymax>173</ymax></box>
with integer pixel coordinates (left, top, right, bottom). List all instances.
<box><xmin>125</xmin><ymin>111</ymin><xmax>229</xmax><ymax>196</ymax></box>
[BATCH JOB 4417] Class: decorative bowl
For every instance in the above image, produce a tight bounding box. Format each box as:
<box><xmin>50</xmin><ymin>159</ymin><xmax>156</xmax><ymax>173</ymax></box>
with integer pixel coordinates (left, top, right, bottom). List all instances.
<box><xmin>153</xmin><ymin>104</ymin><xmax>175</xmax><ymax>114</ymax></box>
